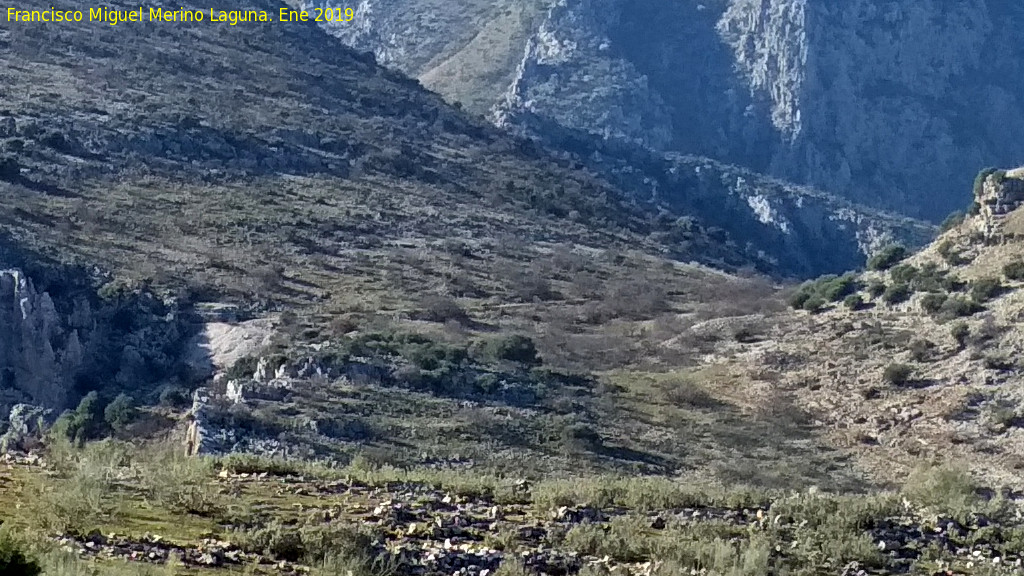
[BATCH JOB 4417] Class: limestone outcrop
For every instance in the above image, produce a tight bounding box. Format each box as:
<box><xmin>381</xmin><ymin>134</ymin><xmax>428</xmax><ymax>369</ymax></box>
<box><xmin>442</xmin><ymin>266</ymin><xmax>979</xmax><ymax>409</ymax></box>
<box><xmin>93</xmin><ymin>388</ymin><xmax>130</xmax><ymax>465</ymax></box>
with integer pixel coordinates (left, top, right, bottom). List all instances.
<box><xmin>0</xmin><ymin>269</ymin><xmax>85</xmax><ymax>411</ymax></box>
<box><xmin>0</xmin><ymin>265</ymin><xmax>199</xmax><ymax>439</ymax></box>
<box><xmin>975</xmin><ymin>170</ymin><xmax>1024</xmax><ymax>241</ymax></box>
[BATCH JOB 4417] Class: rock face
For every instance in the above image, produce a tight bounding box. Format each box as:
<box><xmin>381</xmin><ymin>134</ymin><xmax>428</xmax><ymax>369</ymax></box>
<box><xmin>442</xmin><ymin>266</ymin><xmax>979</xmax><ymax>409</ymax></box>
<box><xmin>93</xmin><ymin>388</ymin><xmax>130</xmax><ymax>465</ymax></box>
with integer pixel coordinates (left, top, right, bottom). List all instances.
<box><xmin>571</xmin><ymin>147</ymin><xmax>935</xmax><ymax>276</ymax></box>
<box><xmin>315</xmin><ymin>0</ymin><xmax>1024</xmax><ymax>220</ymax></box>
<box><xmin>0</xmin><ymin>270</ymin><xmax>85</xmax><ymax>410</ymax></box>
<box><xmin>0</xmin><ymin>403</ymin><xmax>54</xmax><ymax>451</ymax></box>
<box><xmin>975</xmin><ymin>170</ymin><xmax>1024</xmax><ymax>241</ymax></box>
<box><xmin>0</xmin><ymin>263</ymin><xmax>199</xmax><ymax>433</ymax></box>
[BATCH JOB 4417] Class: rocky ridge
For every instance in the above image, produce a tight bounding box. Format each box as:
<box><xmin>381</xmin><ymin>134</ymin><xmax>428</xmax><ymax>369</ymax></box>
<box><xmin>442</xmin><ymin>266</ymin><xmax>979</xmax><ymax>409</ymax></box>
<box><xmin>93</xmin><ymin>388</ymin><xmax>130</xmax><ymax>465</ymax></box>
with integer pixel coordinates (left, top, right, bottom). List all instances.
<box><xmin>313</xmin><ymin>0</ymin><xmax>1024</xmax><ymax>220</ymax></box>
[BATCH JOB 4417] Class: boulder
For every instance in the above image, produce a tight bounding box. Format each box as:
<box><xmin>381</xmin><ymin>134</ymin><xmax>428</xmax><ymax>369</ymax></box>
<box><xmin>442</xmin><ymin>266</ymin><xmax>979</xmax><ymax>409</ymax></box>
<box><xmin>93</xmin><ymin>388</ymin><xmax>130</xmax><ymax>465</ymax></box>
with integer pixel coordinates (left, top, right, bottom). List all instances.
<box><xmin>0</xmin><ymin>403</ymin><xmax>53</xmax><ymax>452</ymax></box>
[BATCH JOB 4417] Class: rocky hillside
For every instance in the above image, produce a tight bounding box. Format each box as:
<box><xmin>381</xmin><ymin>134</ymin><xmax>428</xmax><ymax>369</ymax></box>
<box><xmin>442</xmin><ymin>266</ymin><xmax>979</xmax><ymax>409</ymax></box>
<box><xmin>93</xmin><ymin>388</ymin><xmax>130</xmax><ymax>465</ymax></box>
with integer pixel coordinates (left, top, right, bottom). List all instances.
<box><xmin>679</xmin><ymin>168</ymin><xmax>1024</xmax><ymax>491</ymax></box>
<box><xmin>314</xmin><ymin>0</ymin><xmax>1024</xmax><ymax>220</ymax></box>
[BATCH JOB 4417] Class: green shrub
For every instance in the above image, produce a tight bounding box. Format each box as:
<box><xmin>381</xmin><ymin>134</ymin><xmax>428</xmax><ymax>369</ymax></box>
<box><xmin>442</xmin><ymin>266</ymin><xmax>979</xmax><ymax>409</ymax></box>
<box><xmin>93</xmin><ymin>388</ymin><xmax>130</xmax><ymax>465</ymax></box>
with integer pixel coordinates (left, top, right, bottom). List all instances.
<box><xmin>159</xmin><ymin>385</ymin><xmax>191</xmax><ymax>408</ymax></box>
<box><xmin>104</xmin><ymin>393</ymin><xmax>137</xmax><ymax>432</ymax></box>
<box><xmin>919</xmin><ymin>293</ymin><xmax>947</xmax><ymax>314</ymax></box>
<box><xmin>0</xmin><ymin>529</ymin><xmax>41</xmax><ymax>576</ymax></box>
<box><xmin>908</xmin><ymin>340</ymin><xmax>935</xmax><ymax>363</ymax></box>
<box><xmin>974</xmin><ymin>167</ymin><xmax>1002</xmax><ymax>197</ymax></box>
<box><xmin>237</xmin><ymin>520</ymin><xmax>379</xmax><ymax>568</ymax></box>
<box><xmin>402</xmin><ymin>340</ymin><xmax>468</xmax><ymax>371</ymax></box>
<box><xmin>561</xmin><ymin>423</ymin><xmax>602</xmax><ymax>453</ymax></box>
<box><xmin>843</xmin><ymin>294</ymin><xmax>864</xmax><ymax>310</ymax></box>
<box><xmin>882</xmin><ymin>363</ymin><xmax>914</xmax><ymax>386</ymax></box>
<box><xmin>790</xmin><ymin>274</ymin><xmax>861</xmax><ymax>310</ymax></box>
<box><xmin>889</xmin><ymin>264</ymin><xmax>918</xmax><ymax>285</ymax></box>
<box><xmin>866</xmin><ymin>281</ymin><xmax>886</xmax><ymax>298</ymax></box>
<box><xmin>939</xmin><ymin>211</ymin><xmax>965</xmax><ymax>233</ymax></box>
<box><xmin>937</xmin><ymin>240</ymin><xmax>962</xmax><ymax>266</ymax></box>
<box><xmin>867</xmin><ymin>245</ymin><xmax>907</xmax><ymax>271</ymax></box>
<box><xmin>903</xmin><ymin>464</ymin><xmax>978</xmax><ymax>515</ymax></box>
<box><xmin>788</xmin><ymin>290</ymin><xmax>812</xmax><ymax>310</ymax></box>
<box><xmin>494</xmin><ymin>556</ymin><xmax>531</xmax><ymax>576</ymax></box>
<box><xmin>51</xmin><ymin>392</ymin><xmax>107</xmax><ymax>444</ymax></box>
<box><xmin>882</xmin><ymin>283</ymin><xmax>911</xmax><ymax>304</ymax></box>
<box><xmin>970</xmin><ymin>277</ymin><xmax>1004</xmax><ymax>303</ymax></box>
<box><xmin>417</xmin><ymin>295</ymin><xmax>469</xmax><ymax>324</ymax></box>
<box><xmin>818</xmin><ymin>274</ymin><xmax>861</xmax><ymax>302</ymax></box>
<box><xmin>950</xmin><ymin>322</ymin><xmax>969</xmax><ymax>348</ymax></box>
<box><xmin>802</xmin><ymin>295</ymin><xmax>827</xmax><ymax>313</ymax></box>
<box><xmin>1003</xmin><ymin>261</ymin><xmax>1024</xmax><ymax>281</ymax></box>
<box><xmin>137</xmin><ymin>446</ymin><xmax>222</xmax><ymax>516</ymax></box>
<box><xmin>225</xmin><ymin>355</ymin><xmax>260</xmax><ymax>381</ymax></box>
<box><xmin>23</xmin><ymin>442</ymin><xmax>125</xmax><ymax>534</ymax></box>
<box><xmin>477</xmin><ymin>335</ymin><xmax>540</xmax><ymax>366</ymax></box>
<box><xmin>940</xmin><ymin>296</ymin><xmax>982</xmax><ymax>319</ymax></box>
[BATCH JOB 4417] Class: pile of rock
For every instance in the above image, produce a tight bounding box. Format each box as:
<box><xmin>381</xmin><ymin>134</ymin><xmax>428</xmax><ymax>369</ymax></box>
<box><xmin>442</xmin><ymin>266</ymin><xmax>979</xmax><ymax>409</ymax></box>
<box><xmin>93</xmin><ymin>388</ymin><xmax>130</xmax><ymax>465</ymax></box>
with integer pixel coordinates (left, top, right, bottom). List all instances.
<box><xmin>56</xmin><ymin>532</ymin><xmax>256</xmax><ymax>568</ymax></box>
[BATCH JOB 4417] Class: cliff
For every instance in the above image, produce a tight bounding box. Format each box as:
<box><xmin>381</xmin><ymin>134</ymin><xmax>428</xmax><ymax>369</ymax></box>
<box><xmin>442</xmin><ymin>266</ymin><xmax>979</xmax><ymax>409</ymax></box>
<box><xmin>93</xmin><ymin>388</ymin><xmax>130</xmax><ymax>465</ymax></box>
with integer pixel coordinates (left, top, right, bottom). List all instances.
<box><xmin>0</xmin><ymin>260</ymin><xmax>198</xmax><ymax>429</ymax></box>
<box><xmin>314</xmin><ymin>0</ymin><xmax>1024</xmax><ymax>221</ymax></box>
<box><xmin>0</xmin><ymin>269</ymin><xmax>80</xmax><ymax>410</ymax></box>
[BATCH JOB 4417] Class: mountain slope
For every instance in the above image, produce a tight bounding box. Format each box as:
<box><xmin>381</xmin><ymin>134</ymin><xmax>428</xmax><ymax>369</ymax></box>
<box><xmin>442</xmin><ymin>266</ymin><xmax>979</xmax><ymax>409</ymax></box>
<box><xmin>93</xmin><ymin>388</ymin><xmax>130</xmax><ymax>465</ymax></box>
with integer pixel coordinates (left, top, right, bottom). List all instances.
<box><xmin>0</xmin><ymin>0</ymin><xmax>877</xmax><ymax>499</ymax></box>
<box><xmin>674</xmin><ymin>169</ymin><xmax>1024</xmax><ymax>490</ymax></box>
<box><xmin>0</xmin><ymin>0</ymin><xmax>766</xmax><ymax>307</ymax></box>
<box><xmin>313</xmin><ymin>0</ymin><xmax>1024</xmax><ymax>220</ymax></box>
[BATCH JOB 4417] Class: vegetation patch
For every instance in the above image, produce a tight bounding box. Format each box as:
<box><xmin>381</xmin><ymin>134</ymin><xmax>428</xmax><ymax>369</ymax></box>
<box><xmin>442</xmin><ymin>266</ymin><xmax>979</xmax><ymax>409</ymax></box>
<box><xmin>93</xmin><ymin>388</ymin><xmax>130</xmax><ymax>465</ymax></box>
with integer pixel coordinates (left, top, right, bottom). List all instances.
<box><xmin>789</xmin><ymin>273</ymin><xmax>861</xmax><ymax>311</ymax></box>
<box><xmin>867</xmin><ymin>245</ymin><xmax>908</xmax><ymax>271</ymax></box>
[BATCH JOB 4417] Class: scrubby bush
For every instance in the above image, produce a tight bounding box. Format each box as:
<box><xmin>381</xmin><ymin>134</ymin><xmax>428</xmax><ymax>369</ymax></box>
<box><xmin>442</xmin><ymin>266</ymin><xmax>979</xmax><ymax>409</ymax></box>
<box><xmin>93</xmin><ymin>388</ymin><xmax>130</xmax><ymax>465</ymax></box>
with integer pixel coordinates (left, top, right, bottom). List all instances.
<box><xmin>939</xmin><ymin>211</ymin><xmax>966</xmax><ymax>233</ymax></box>
<box><xmin>818</xmin><ymin>274</ymin><xmax>861</xmax><ymax>302</ymax></box>
<box><xmin>237</xmin><ymin>520</ymin><xmax>378</xmax><ymax>568</ymax></box>
<box><xmin>137</xmin><ymin>446</ymin><xmax>222</xmax><ymax>516</ymax></box>
<box><xmin>561</xmin><ymin>423</ymin><xmax>602</xmax><ymax>453</ymax></box>
<box><xmin>866</xmin><ymin>281</ymin><xmax>886</xmax><ymax>298</ymax></box>
<box><xmin>904</xmin><ymin>464</ymin><xmax>978</xmax><ymax>514</ymax></box>
<box><xmin>0</xmin><ymin>529</ymin><xmax>41</xmax><ymax>576</ymax></box>
<box><xmin>802</xmin><ymin>295</ymin><xmax>827</xmax><ymax>313</ymax></box>
<box><xmin>843</xmin><ymin>294</ymin><xmax>864</xmax><ymax>310</ymax></box>
<box><xmin>788</xmin><ymin>290</ymin><xmax>812</xmax><ymax>310</ymax></box>
<box><xmin>970</xmin><ymin>277</ymin><xmax>1004</xmax><ymax>303</ymax></box>
<box><xmin>22</xmin><ymin>441</ymin><xmax>125</xmax><ymax>534</ymax></box>
<box><xmin>477</xmin><ymin>335</ymin><xmax>540</xmax><ymax>366</ymax></box>
<box><xmin>867</xmin><ymin>245</ymin><xmax>907</xmax><ymax>271</ymax></box>
<box><xmin>225</xmin><ymin>355</ymin><xmax>260</xmax><ymax>381</ymax></box>
<box><xmin>889</xmin><ymin>264</ymin><xmax>918</xmax><ymax>285</ymax></box>
<box><xmin>1003</xmin><ymin>260</ymin><xmax>1024</xmax><ymax>281</ymax></box>
<box><xmin>936</xmin><ymin>240</ymin><xmax>962</xmax><ymax>266</ymax></box>
<box><xmin>919</xmin><ymin>293</ymin><xmax>947</xmax><ymax>314</ymax></box>
<box><xmin>883</xmin><ymin>363</ymin><xmax>914</xmax><ymax>386</ymax></box>
<box><xmin>51</xmin><ymin>392</ymin><xmax>107</xmax><ymax>444</ymax></box>
<box><xmin>789</xmin><ymin>273</ymin><xmax>861</xmax><ymax>311</ymax></box>
<box><xmin>104</xmin><ymin>393</ymin><xmax>137</xmax><ymax>432</ymax></box>
<box><xmin>915</xmin><ymin>263</ymin><xmax>955</xmax><ymax>293</ymax></box>
<box><xmin>417</xmin><ymin>295</ymin><xmax>469</xmax><ymax>324</ymax></box>
<box><xmin>908</xmin><ymin>340</ymin><xmax>935</xmax><ymax>363</ymax></box>
<box><xmin>940</xmin><ymin>296</ymin><xmax>982</xmax><ymax>319</ymax></box>
<box><xmin>159</xmin><ymin>385</ymin><xmax>191</xmax><ymax>408</ymax></box>
<box><xmin>974</xmin><ymin>167</ymin><xmax>1005</xmax><ymax>197</ymax></box>
<box><xmin>882</xmin><ymin>283</ymin><xmax>911</xmax><ymax>304</ymax></box>
<box><xmin>403</xmin><ymin>339</ymin><xmax>468</xmax><ymax>371</ymax></box>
